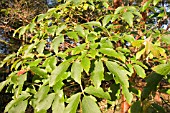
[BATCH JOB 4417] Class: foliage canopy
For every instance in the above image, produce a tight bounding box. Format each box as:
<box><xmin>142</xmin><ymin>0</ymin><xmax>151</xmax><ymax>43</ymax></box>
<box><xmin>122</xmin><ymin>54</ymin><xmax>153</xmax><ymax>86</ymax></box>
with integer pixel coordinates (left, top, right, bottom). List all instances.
<box><xmin>0</xmin><ymin>0</ymin><xmax>170</xmax><ymax>112</ymax></box>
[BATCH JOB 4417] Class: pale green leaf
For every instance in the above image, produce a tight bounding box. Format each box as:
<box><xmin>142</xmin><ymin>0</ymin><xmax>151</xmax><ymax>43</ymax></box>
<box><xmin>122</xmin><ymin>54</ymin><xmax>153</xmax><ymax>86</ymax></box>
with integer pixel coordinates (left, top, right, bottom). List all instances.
<box><xmin>37</xmin><ymin>14</ymin><xmax>46</xmax><ymax>22</ymax></box>
<box><xmin>51</xmin><ymin>35</ymin><xmax>64</xmax><ymax>54</ymax></box>
<box><xmin>102</xmin><ymin>15</ymin><xmax>112</xmax><ymax>27</ymax></box>
<box><xmin>136</xmin><ymin>48</ymin><xmax>145</xmax><ymax>60</ymax></box>
<box><xmin>67</xmin><ymin>31</ymin><xmax>79</xmax><ymax>42</ymax></box>
<box><xmin>47</xmin><ymin>25</ymin><xmax>57</xmax><ymax>36</ymax></box>
<box><xmin>71</xmin><ymin>60</ymin><xmax>83</xmax><ymax>84</ymax></box>
<box><xmin>134</xmin><ymin>64</ymin><xmax>146</xmax><ymax>78</ymax></box>
<box><xmin>161</xmin><ymin>34</ymin><xmax>170</xmax><ymax>44</ymax></box>
<box><xmin>8</xmin><ymin>100</ymin><xmax>28</xmax><ymax>113</ymax></box>
<box><xmin>49</xmin><ymin>61</ymin><xmax>70</xmax><ymax>87</ymax></box>
<box><xmin>30</xmin><ymin>67</ymin><xmax>48</xmax><ymax>78</ymax></box>
<box><xmin>75</xmin><ymin>25</ymin><xmax>85</xmax><ymax>38</ymax></box>
<box><xmin>106</xmin><ymin>61</ymin><xmax>129</xmax><ymax>87</ymax></box>
<box><xmin>142</xmin><ymin>0</ymin><xmax>152</xmax><ymax>12</ymax></box>
<box><xmin>122</xmin><ymin>12</ymin><xmax>134</xmax><ymax>27</ymax></box>
<box><xmin>36</xmin><ymin>93</ymin><xmax>55</xmax><ymax>112</ymax></box>
<box><xmin>81</xmin><ymin>57</ymin><xmax>90</xmax><ymax>74</ymax></box>
<box><xmin>64</xmin><ymin>93</ymin><xmax>81</xmax><ymax>113</ymax></box>
<box><xmin>153</xmin><ymin>0</ymin><xmax>161</xmax><ymax>6</ymax></box>
<box><xmin>124</xmin><ymin>35</ymin><xmax>135</xmax><ymax>43</ymax></box>
<box><xmin>114</xmin><ymin>6</ymin><xmax>124</xmax><ymax>14</ymax></box>
<box><xmin>82</xmin><ymin>96</ymin><xmax>101</xmax><ymax>113</ymax></box>
<box><xmin>34</xmin><ymin>85</ymin><xmax>50</xmax><ymax>103</ymax></box>
<box><xmin>152</xmin><ymin>62</ymin><xmax>170</xmax><ymax>76</ymax></box>
<box><xmin>84</xmin><ymin>86</ymin><xmax>111</xmax><ymax>100</ymax></box>
<box><xmin>0</xmin><ymin>79</ymin><xmax>10</xmax><ymax>92</ymax></box>
<box><xmin>28</xmin><ymin>59</ymin><xmax>42</xmax><ymax>67</ymax></box>
<box><xmin>56</xmin><ymin>25</ymin><xmax>67</xmax><ymax>35</ymax></box>
<box><xmin>52</xmin><ymin>90</ymin><xmax>65</xmax><ymax>113</ymax></box>
<box><xmin>122</xmin><ymin>86</ymin><xmax>133</xmax><ymax>104</ymax></box>
<box><xmin>91</xmin><ymin>60</ymin><xmax>104</xmax><ymax>88</ymax></box>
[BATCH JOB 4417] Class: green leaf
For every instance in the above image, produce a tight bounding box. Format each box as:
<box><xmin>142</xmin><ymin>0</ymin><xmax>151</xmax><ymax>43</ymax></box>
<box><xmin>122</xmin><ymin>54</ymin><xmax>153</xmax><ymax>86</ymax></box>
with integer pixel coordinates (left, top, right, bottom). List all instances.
<box><xmin>85</xmin><ymin>21</ymin><xmax>101</xmax><ymax>27</ymax></box>
<box><xmin>136</xmin><ymin>48</ymin><xmax>145</xmax><ymax>60</ymax></box>
<box><xmin>34</xmin><ymin>85</ymin><xmax>50</xmax><ymax>103</ymax></box>
<box><xmin>106</xmin><ymin>61</ymin><xmax>132</xmax><ymax>103</ymax></box>
<box><xmin>141</xmin><ymin>72</ymin><xmax>163</xmax><ymax>101</ymax></box>
<box><xmin>82</xmin><ymin>96</ymin><xmax>101</xmax><ymax>113</ymax></box>
<box><xmin>122</xmin><ymin>12</ymin><xmax>134</xmax><ymax>27</ymax></box>
<box><xmin>124</xmin><ymin>35</ymin><xmax>135</xmax><ymax>43</ymax></box>
<box><xmin>64</xmin><ymin>93</ymin><xmax>81</xmax><ymax>113</ymax></box>
<box><xmin>47</xmin><ymin>25</ymin><xmax>57</xmax><ymax>36</ymax></box>
<box><xmin>100</xmin><ymin>38</ymin><xmax>113</xmax><ymax>48</ymax></box>
<box><xmin>102</xmin><ymin>15</ymin><xmax>112</xmax><ymax>27</ymax></box>
<box><xmin>51</xmin><ymin>35</ymin><xmax>64</xmax><ymax>54</ymax></box>
<box><xmin>81</xmin><ymin>57</ymin><xmax>91</xmax><ymax>74</ymax></box>
<box><xmin>49</xmin><ymin>61</ymin><xmax>70</xmax><ymax>87</ymax></box>
<box><xmin>134</xmin><ymin>64</ymin><xmax>146</xmax><ymax>78</ymax></box>
<box><xmin>71</xmin><ymin>60</ymin><xmax>83</xmax><ymax>84</ymax></box>
<box><xmin>56</xmin><ymin>25</ymin><xmax>67</xmax><ymax>35</ymax></box>
<box><xmin>106</xmin><ymin>61</ymin><xmax>129</xmax><ymax>87</ymax></box>
<box><xmin>161</xmin><ymin>34</ymin><xmax>170</xmax><ymax>44</ymax></box>
<box><xmin>37</xmin><ymin>14</ymin><xmax>46</xmax><ymax>22</ymax></box>
<box><xmin>114</xmin><ymin>6</ymin><xmax>124</xmax><ymax>14</ymax></box>
<box><xmin>142</xmin><ymin>0</ymin><xmax>152</xmax><ymax>12</ymax></box>
<box><xmin>36</xmin><ymin>93</ymin><xmax>55</xmax><ymax>112</ymax></box>
<box><xmin>29</xmin><ymin>22</ymin><xmax>36</xmax><ymax>33</ymax></box>
<box><xmin>75</xmin><ymin>25</ymin><xmax>85</xmax><ymax>38</ymax></box>
<box><xmin>28</xmin><ymin>59</ymin><xmax>42</xmax><ymax>67</ymax></box>
<box><xmin>84</xmin><ymin>86</ymin><xmax>111</xmax><ymax>100</ymax></box>
<box><xmin>130</xmin><ymin>101</ymin><xmax>142</xmax><ymax>113</ymax></box>
<box><xmin>152</xmin><ymin>62</ymin><xmax>170</xmax><ymax>76</ymax></box>
<box><xmin>0</xmin><ymin>79</ymin><xmax>10</xmax><ymax>92</ymax></box>
<box><xmin>30</xmin><ymin>67</ymin><xmax>48</xmax><ymax>78</ymax></box>
<box><xmin>19</xmin><ymin>26</ymin><xmax>27</xmax><ymax>38</ymax></box>
<box><xmin>8</xmin><ymin>100</ymin><xmax>28</xmax><ymax>113</ymax></box>
<box><xmin>122</xmin><ymin>85</ymin><xmax>133</xmax><ymax>104</ymax></box>
<box><xmin>90</xmin><ymin>60</ymin><xmax>104</xmax><ymax>88</ymax></box>
<box><xmin>5</xmin><ymin>92</ymin><xmax>30</xmax><ymax>112</ymax></box>
<box><xmin>67</xmin><ymin>31</ymin><xmax>79</xmax><ymax>42</ymax></box>
<box><xmin>52</xmin><ymin>90</ymin><xmax>65</xmax><ymax>113</ymax></box>
<box><xmin>99</xmin><ymin>48</ymin><xmax>125</xmax><ymax>62</ymax></box>
<box><xmin>153</xmin><ymin>0</ymin><xmax>161</xmax><ymax>6</ymax></box>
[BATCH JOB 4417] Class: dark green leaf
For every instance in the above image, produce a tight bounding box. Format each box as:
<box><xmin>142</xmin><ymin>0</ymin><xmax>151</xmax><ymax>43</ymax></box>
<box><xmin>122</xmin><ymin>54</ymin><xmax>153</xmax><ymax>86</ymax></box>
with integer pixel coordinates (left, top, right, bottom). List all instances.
<box><xmin>82</xmin><ymin>96</ymin><xmax>101</xmax><ymax>113</ymax></box>
<box><xmin>130</xmin><ymin>101</ymin><xmax>142</xmax><ymax>113</ymax></box>
<box><xmin>141</xmin><ymin>72</ymin><xmax>163</xmax><ymax>101</ymax></box>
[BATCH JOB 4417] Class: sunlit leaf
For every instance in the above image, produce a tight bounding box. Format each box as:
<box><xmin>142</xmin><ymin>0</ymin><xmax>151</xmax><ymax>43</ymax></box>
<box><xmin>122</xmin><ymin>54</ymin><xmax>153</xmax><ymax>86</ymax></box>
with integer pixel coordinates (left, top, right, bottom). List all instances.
<box><xmin>36</xmin><ymin>93</ymin><xmax>55</xmax><ymax>112</ymax></box>
<box><xmin>152</xmin><ymin>62</ymin><xmax>170</xmax><ymax>76</ymax></box>
<box><xmin>153</xmin><ymin>0</ymin><xmax>161</xmax><ymax>6</ymax></box>
<box><xmin>52</xmin><ymin>90</ymin><xmax>65</xmax><ymax>113</ymax></box>
<box><xmin>49</xmin><ymin>61</ymin><xmax>70</xmax><ymax>87</ymax></box>
<box><xmin>82</xmin><ymin>96</ymin><xmax>101</xmax><ymax>113</ymax></box>
<box><xmin>30</xmin><ymin>67</ymin><xmax>48</xmax><ymax>78</ymax></box>
<box><xmin>90</xmin><ymin>60</ymin><xmax>104</xmax><ymax>88</ymax></box>
<box><xmin>71</xmin><ymin>60</ymin><xmax>83</xmax><ymax>84</ymax></box>
<box><xmin>64</xmin><ymin>93</ymin><xmax>81</xmax><ymax>113</ymax></box>
<box><xmin>102</xmin><ymin>15</ymin><xmax>112</xmax><ymax>27</ymax></box>
<box><xmin>122</xmin><ymin>12</ymin><xmax>134</xmax><ymax>27</ymax></box>
<box><xmin>81</xmin><ymin>57</ymin><xmax>90</xmax><ymax>74</ymax></box>
<box><xmin>84</xmin><ymin>86</ymin><xmax>111</xmax><ymax>100</ymax></box>
<box><xmin>51</xmin><ymin>35</ymin><xmax>64</xmax><ymax>54</ymax></box>
<box><xmin>67</xmin><ymin>31</ymin><xmax>79</xmax><ymax>42</ymax></box>
<box><xmin>134</xmin><ymin>64</ymin><xmax>146</xmax><ymax>78</ymax></box>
